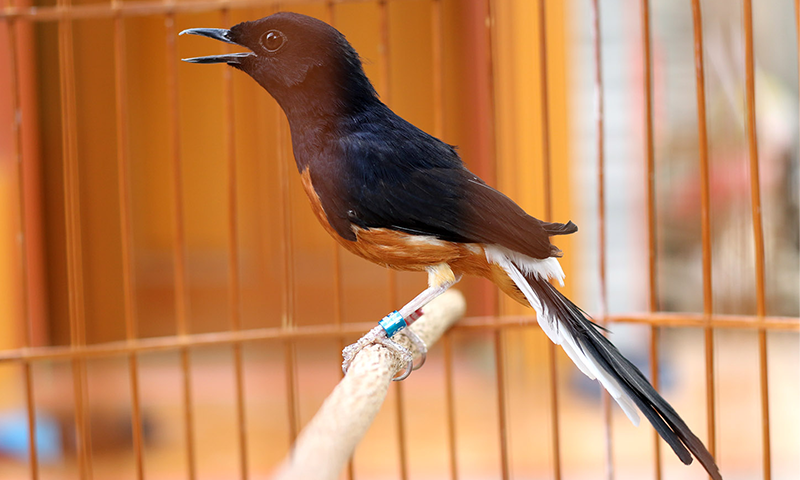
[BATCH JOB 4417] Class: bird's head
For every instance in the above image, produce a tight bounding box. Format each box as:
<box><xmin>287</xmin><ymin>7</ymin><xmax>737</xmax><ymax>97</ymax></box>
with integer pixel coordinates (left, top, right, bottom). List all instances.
<box><xmin>181</xmin><ymin>12</ymin><xmax>379</xmax><ymax>117</ymax></box>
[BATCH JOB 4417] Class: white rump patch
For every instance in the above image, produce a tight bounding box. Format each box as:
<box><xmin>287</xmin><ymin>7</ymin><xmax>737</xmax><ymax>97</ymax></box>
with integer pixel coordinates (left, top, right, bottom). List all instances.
<box><xmin>484</xmin><ymin>245</ymin><xmax>565</xmax><ymax>286</ymax></box>
<box><xmin>485</xmin><ymin>244</ymin><xmax>640</xmax><ymax>425</ymax></box>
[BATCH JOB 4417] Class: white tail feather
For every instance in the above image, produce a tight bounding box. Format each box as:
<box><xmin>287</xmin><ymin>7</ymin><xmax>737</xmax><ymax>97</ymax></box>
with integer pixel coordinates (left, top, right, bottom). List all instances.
<box><xmin>485</xmin><ymin>245</ymin><xmax>565</xmax><ymax>286</ymax></box>
<box><xmin>486</xmin><ymin>245</ymin><xmax>641</xmax><ymax>425</ymax></box>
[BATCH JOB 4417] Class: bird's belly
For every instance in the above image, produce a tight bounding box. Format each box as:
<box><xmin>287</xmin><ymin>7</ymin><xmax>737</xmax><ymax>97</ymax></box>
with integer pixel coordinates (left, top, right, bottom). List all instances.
<box><xmin>345</xmin><ymin>227</ymin><xmax>474</xmax><ymax>271</ymax></box>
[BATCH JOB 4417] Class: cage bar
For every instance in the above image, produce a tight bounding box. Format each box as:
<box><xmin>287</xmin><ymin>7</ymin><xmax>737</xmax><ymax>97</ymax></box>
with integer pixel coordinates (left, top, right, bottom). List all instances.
<box><xmin>638</xmin><ymin>1</ymin><xmax>665</xmax><ymax>478</ymax></box>
<box><xmin>373</xmin><ymin>2</ymin><xmax>411</xmax><ymax>477</ymax></box>
<box><xmin>275</xmin><ymin>16</ymin><xmax>300</xmax><ymax>440</ymax></box>
<box><xmin>442</xmin><ymin>334</ymin><xmax>458</xmax><ymax>480</ymax></box>
<box><xmin>0</xmin><ymin>313</ymin><xmax>796</xmax><ymax>364</ymax></box>
<box><xmin>430</xmin><ymin>1</ymin><xmax>459</xmax><ymax>479</ymax></box>
<box><xmin>218</xmin><ymin>6</ymin><xmax>250</xmax><ymax>478</ymax></box>
<box><xmin>5</xmin><ymin>6</ymin><xmax>40</xmax><ymax>479</ymax></box>
<box><xmin>164</xmin><ymin>10</ymin><xmax>198</xmax><ymax>479</ymax></box>
<box><xmin>484</xmin><ymin>1</ymin><xmax>511</xmax><ymax>478</ymax></box>
<box><xmin>0</xmin><ymin>3</ymin><xmax>798</xmax><ymax>480</ymax></box>
<box><xmin>278</xmin><ymin>136</ymin><xmax>300</xmax><ymax>442</ymax></box>
<box><xmin>589</xmin><ymin>1</ymin><xmax>615</xmax><ymax>478</ymax></box>
<box><xmin>326</xmin><ymin>1</ymin><xmax>344</xmax><ymax>337</ymax></box>
<box><xmin>320</xmin><ymin>15</ymin><xmax>354</xmax><ymax>478</ymax></box>
<box><xmin>688</xmin><ymin>0</ymin><xmax>719</xmax><ymax>469</ymax></box>
<box><xmin>324</xmin><ymin>4</ymin><xmax>350</xmax><ymax>476</ymax></box>
<box><xmin>742</xmin><ymin>1</ymin><xmax>772</xmax><ymax>478</ymax></box>
<box><xmin>111</xmin><ymin>4</ymin><xmax>145</xmax><ymax>479</ymax></box>
<box><xmin>0</xmin><ymin>0</ymin><xmax>423</xmax><ymax>22</ymax></box>
<box><xmin>56</xmin><ymin>0</ymin><xmax>95</xmax><ymax>475</ymax></box>
<box><xmin>534</xmin><ymin>1</ymin><xmax>563</xmax><ymax>479</ymax></box>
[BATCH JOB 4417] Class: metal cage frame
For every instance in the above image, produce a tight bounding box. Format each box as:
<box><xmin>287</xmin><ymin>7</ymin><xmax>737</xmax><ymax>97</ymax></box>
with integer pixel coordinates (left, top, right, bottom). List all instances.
<box><xmin>1</xmin><ymin>0</ymin><xmax>798</xmax><ymax>479</ymax></box>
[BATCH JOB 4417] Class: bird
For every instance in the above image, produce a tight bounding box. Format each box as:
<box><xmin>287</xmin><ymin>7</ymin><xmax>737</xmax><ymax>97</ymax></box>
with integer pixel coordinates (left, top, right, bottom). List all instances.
<box><xmin>180</xmin><ymin>12</ymin><xmax>721</xmax><ymax>479</ymax></box>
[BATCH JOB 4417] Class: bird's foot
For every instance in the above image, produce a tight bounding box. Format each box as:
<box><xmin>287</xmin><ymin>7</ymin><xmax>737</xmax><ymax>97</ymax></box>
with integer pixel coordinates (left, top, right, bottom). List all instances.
<box><xmin>341</xmin><ymin>309</ymin><xmax>427</xmax><ymax>381</ymax></box>
<box><xmin>342</xmin><ymin>324</ymin><xmax>415</xmax><ymax>380</ymax></box>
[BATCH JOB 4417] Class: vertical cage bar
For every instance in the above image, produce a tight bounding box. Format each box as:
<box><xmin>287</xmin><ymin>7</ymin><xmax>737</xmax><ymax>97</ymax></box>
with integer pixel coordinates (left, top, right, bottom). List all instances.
<box><xmin>689</xmin><ymin>0</ymin><xmax>718</xmax><ymax>467</ymax></box>
<box><xmin>324</xmin><ymin>7</ymin><xmax>349</xmax><ymax>477</ymax></box>
<box><xmin>442</xmin><ymin>336</ymin><xmax>459</xmax><ymax>480</ymax></box>
<box><xmin>113</xmin><ymin>5</ymin><xmax>138</xmax><ymax>346</ymax></box>
<box><xmin>590</xmin><ymin>1</ymin><xmax>614</xmax><ymax>478</ymax></box>
<box><xmin>274</xmin><ymin>2</ymin><xmax>299</xmax><ymax>439</ymax></box>
<box><xmin>165</xmin><ymin>10</ymin><xmax>197</xmax><ymax>479</ymax></box>
<box><xmin>492</xmin><ymin>332</ymin><xmax>509</xmax><ymax>479</ymax></box>
<box><xmin>430</xmin><ymin>1</ymin><xmax>458</xmax><ymax>478</ymax></box>
<box><xmin>283</xmin><ymin>341</ymin><xmax>299</xmax><ymax>442</ymax></box>
<box><xmin>57</xmin><ymin>0</ymin><xmax>83</xmax><ymax>349</ymax></box>
<box><xmin>639</xmin><ymin>1</ymin><xmax>663</xmax><ymax>477</ymax></box>
<box><xmin>111</xmin><ymin>5</ymin><xmax>145</xmax><ymax>479</ymax></box>
<box><xmin>640</xmin><ymin>0</ymin><xmax>656</xmax><ymax>313</ymax></box>
<box><xmin>277</xmin><ymin>112</ymin><xmax>299</xmax><ymax>442</ymax></box>
<box><xmin>277</xmin><ymin>105</ymin><xmax>299</xmax><ymax>442</ymax></box>
<box><xmin>56</xmin><ymin>0</ymin><xmax>94</xmax><ymax>476</ymax></box>
<box><xmin>23</xmin><ymin>364</ymin><xmax>38</xmax><ymax>480</ymax></box>
<box><xmin>648</xmin><ymin>328</ymin><xmax>661</xmax><ymax>477</ymax></box>
<box><xmin>219</xmin><ymin>7</ymin><xmax>249</xmax><ymax>480</ymax></box>
<box><xmin>322</xmin><ymin>11</ymin><xmax>354</xmax><ymax>476</ymax></box>
<box><xmin>394</xmin><ymin>370</ymin><xmax>409</xmax><ymax>480</ymax></box>
<box><xmin>431</xmin><ymin>0</ymin><xmax>444</xmax><ymax>139</ymax></box>
<box><xmin>6</xmin><ymin>11</ymin><xmax>40</xmax><ymax>480</ymax></box>
<box><xmin>535</xmin><ymin>1</ymin><xmax>561</xmax><ymax>479</ymax></box>
<box><xmin>324</xmin><ymin>0</ymin><xmax>347</xmax><ymax>387</ymax></box>
<box><xmin>377</xmin><ymin>0</ymin><xmax>397</xmax><ymax>313</ymax></box>
<box><xmin>537</xmin><ymin>0</ymin><xmax>552</xmax><ymax>221</ymax></box>
<box><xmin>484</xmin><ymin>1</ymin><xmax>509</xmax><ymax>478</ymax></box>
<box><xmin>376</xmin><ymin>2</ymin><xmax>409</xmax><ymax>477</ymax></box>
<box><xmin>591</xmin><ymin>0</ymin><xmax>606</xmax><ymax>328</ymax></box>
<box><xmin>742</xmin><ymin>1</ymin><xmax>771</xmax><ymax>478</ymax></box>
<box><xmin>326</xmin><ymin>0</ymin><xmax>344</xmax><ymax>340</ymax></box>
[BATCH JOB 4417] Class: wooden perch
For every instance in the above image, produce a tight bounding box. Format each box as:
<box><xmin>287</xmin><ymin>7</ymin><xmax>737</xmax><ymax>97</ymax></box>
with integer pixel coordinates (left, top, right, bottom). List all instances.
<box><xmin>271</xmin><ymin>289</ymin><xmax>467</xmax><ymax>480</ymax></box>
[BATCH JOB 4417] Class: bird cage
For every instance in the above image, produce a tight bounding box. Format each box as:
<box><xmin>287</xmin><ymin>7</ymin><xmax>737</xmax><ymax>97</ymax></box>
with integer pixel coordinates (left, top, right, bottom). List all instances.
<box><xmin>0</xmin><ymin>0</ymin><xmax>797</xmax><ymax>479</ymax></box>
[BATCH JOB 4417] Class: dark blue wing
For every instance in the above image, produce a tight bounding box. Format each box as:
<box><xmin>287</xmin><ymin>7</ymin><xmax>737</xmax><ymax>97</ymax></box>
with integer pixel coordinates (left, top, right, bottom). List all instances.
<box><xmin>308</xmin><ymin>109</ymin><xmax>576</xmax><ymax>259</ymax></box>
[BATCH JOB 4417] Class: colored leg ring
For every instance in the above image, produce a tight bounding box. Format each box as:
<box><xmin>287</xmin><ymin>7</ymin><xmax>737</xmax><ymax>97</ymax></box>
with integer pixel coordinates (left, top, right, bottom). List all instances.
<box><xmin>379</xmin><ymin>311</ymin><xmax>407</xmax><ymax>338</ymax></box>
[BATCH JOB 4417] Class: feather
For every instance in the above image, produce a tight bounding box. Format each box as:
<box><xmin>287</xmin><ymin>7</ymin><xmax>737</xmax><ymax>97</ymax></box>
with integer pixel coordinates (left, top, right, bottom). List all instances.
<box><xmin>488</xmin><ymin>248</ymin><xmax>722</xmax><ymax>480</ymax></box>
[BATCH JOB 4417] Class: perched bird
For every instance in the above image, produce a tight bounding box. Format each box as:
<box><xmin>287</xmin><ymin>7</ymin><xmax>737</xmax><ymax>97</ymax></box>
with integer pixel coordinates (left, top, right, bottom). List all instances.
<box><xmin>181</xmin><ymin>12</ymin><xmax>721</xmax><ymax>479</ymax></box>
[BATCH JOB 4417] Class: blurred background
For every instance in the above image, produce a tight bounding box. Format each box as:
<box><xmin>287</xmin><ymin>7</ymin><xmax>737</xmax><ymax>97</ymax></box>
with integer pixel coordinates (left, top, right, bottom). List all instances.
<box><xmin>0</xmin><ymin>0</ymin><xmax>797</xmax><ymax>479</ymax></box>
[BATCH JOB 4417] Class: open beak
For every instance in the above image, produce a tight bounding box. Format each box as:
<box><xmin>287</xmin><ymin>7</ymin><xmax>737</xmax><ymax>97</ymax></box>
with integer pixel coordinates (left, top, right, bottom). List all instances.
<box><xmin>179</xmin><ymin>28</ymin><xmax>255</xmax><ymax>65</ymax></box>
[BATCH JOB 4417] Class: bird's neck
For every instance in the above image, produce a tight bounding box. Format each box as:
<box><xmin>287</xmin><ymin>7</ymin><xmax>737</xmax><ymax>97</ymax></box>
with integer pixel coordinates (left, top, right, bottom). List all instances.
<box><xmin>270</xmin><ymin>64</ymin><xmax>379</xmax><ymax>129</ymax></box>
<box><xmin>278</xmin><ymin>91</ymin><xmax>373</xmax><ymax>125</ymax></box>
<box><xmin>274</xmin><ymin>82</ymin><xmax>382</xmax><ymax>172</ymax></box>
<box><xmin>276</xmin><ymin>75</ymin><xmax>379</xmax><ymax>120</ymax></box>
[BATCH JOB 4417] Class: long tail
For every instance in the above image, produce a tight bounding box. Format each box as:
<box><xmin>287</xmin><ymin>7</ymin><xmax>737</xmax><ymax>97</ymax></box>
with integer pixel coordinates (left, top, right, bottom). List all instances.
<box><xmin>486</xmin><ymin>246</ymin><xmax>721</xmax><ymax>480</ymax></box>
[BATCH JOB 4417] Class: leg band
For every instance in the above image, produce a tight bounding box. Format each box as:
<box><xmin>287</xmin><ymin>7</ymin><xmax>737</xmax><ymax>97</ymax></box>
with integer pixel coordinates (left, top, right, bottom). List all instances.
<box><xmin>379</xmin><ymin>311</ymin><xmax>406</xmax><ymax>338</ymax></box>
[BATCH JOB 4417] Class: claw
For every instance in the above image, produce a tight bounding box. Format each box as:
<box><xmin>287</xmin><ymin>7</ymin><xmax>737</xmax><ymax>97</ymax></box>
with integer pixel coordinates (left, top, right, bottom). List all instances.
<box><xmin>403</xmin><ymin>328</ymin><xmax>427</xmax><ymax>371</ymax></box>
<box><xmin>378</xmin><ymin>336</ymin><xmax>414</xmax><ymax>381</ymax></box>
<box><xmin>392</xmin><ymin>357</ymin><xmax>414</xmax><ymax>381</ymax></box>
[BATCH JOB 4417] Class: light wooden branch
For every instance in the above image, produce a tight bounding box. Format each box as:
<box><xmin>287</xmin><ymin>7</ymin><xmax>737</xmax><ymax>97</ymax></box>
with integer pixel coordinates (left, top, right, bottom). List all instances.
<box><xmin>271</xmin><ymin>289</ymin><xmax>467</xmax><ymax>480</ymax></box>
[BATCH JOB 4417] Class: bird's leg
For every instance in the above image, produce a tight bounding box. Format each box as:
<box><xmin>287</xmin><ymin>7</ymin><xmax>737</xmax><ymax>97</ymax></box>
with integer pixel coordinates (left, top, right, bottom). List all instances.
<box><xmin>342</xmin><ymin>264</ymin><xmax>461</xmax><ymax>381</ymax></box>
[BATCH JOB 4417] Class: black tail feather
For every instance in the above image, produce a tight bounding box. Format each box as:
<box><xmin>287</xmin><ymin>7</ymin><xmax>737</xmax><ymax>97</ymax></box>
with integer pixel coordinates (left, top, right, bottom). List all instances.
<box><xmin>528</xmin><ymin>276</ymin><xmax>722</xmax><ymax>480</ymax></box>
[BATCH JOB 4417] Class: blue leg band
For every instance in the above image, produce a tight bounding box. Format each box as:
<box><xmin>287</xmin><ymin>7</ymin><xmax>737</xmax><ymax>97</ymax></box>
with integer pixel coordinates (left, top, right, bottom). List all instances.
<box><xmin>379</xmin><ymin>311</ymin><xmax>407</xmax><ymax>338</ymax></box>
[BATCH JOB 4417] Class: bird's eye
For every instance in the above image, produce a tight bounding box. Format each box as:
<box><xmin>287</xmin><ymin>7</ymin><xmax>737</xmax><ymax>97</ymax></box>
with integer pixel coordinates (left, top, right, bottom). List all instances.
<box><xmin>260</xmin><ymin>30</ymin><xmax>286</xmax><ymax>53</ymax></box>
